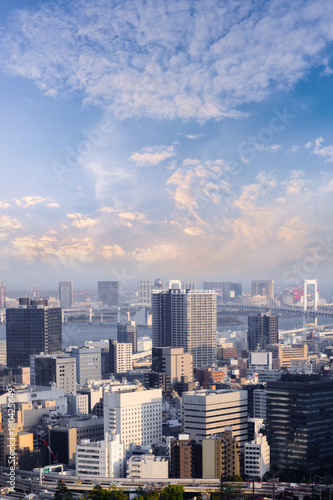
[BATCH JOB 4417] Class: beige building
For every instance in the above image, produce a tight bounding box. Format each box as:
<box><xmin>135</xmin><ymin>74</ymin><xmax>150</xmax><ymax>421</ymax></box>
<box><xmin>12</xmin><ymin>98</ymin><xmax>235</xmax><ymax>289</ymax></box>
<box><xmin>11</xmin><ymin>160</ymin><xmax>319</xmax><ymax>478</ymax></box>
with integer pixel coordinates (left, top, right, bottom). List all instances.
<box><xmin>152</xmin><ymin>347</ymin><xmax>193</xmax><ymax>385</ymax></box>
<box><xmin>127</xmin><ymin>454</ymin><xmax>168</xmax><ymax>479</ymax></box>
<box><xmin>267</xmin><ymin>344</ymin><xmax>308</xmax><ymax>369</ymax></box>
<box><xmin>182</xmin><ymin>389</ymin><xmax>248</xmax><ymax>450</ymax></box>
<box><xmin>202</xmin><ymin>429</ymin><xmax>240</xmax><ymax>479</ymax></box>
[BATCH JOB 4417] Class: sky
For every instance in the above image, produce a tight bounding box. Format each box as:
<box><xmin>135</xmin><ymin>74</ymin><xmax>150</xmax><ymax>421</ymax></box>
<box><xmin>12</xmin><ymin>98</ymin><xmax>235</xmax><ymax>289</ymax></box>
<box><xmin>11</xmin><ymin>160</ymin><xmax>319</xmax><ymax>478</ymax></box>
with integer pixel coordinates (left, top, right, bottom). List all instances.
<box><xmin>1</xmin><ymin>0</ymin><xmax>333</xmax><ymax>293</ymax></box>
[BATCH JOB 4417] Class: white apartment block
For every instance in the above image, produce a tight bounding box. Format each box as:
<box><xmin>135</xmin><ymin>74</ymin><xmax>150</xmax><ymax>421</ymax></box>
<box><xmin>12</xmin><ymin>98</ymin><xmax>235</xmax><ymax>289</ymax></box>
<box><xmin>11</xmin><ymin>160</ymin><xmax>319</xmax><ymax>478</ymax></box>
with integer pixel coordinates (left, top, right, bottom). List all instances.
<box><xmin>110</xmin><ymin>341</ymin><xmax>132</xmax><ymax>373</ymax></box>
<box><xmin>182</xmin><ymin>389</ymin><xmax>248</xmax><ymax>450</ymax></box>
<box><xmin>138</xmin><ymin>280</ymin><xmax>152</xmax><ymax>306</ymax></box>
<box><xmin>104</xmin><ymin>386</ymin><xmax>162</xmax><ymax>452</ymax></box>
<box><xmin>244</xmin><ymin>434</ymin><xmax>270</xmax><ymax>480</ymax></box>
<box><xmin>253</xmin><ymin>389</ymin><xmax>267</xmax><ymax>420</ymax></box>
<box><xmin>126</xmin><ymin>454</ymin><xmax>168</xmax><ymax>479</ymax></box>
<box><xmin>76</xmin><ymin>432</ymin><xmax>125</xmax><ymax>478</ymax></box>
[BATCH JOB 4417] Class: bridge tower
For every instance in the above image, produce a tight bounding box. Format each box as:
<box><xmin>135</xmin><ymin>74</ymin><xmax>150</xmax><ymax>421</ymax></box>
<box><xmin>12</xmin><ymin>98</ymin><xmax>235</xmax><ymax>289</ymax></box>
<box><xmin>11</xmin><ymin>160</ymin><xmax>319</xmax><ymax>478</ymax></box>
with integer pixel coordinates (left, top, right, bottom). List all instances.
<box><xmin>303</xmin><ymin>279</ymin><xmax>318</xmax><ymax>326</ymax></box>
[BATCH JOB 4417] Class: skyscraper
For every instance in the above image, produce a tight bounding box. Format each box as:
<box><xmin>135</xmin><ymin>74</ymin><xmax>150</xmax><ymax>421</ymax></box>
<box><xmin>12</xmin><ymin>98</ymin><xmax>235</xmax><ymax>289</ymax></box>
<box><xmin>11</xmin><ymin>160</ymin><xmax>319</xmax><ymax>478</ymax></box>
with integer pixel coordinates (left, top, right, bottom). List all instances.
<box><xmin>266</xmin><ymin>374</ymin><xmax>333</xmax><ymax>475</ymax></box>
<box><xmin>109</xmin><ymin>339</ymin><xmax>132</xmax><ymax>374</ymax></box>
<box><xmin>251</xmin><ymin>280</ymin><xmax>274</xmax><ymax>298</ymax></box>
<box><xmin>59</xmin><ymin>281</ymin><xmax>73</xmax><ymax>309</ymax></box>
<box><xmin>70</xmin><ymin>346</ymin><xmax>101</xmax><ymax>384</ymax></box>
<box><xmin>247</xmin><ymin>312</ymin><xmax>278</xmax><ymax>351</ymax></box>
<box><xmin>98</xmin><ymin>281</ymin><xmax>119</xmax><ymax>306</ymax></box>
<box><xmin>117</xmin><ymin>320</ymin><xmax>138</xmax><ymax>353</ymax></box>
<box><xmin>6</xmin><ymin>299</ymin><xmax>62</xmax><ymax>368</ymax></box>
<box><xmin>0</xmin><ymin>281</ymin><xmax>5</xmax><ymax>308</ymax></box>
<box><xmin>152</xmin><ymin>289</ymin><xmax>217</xmax><ymax>368</ymax></box>
<box><xmin>138</xmin><ymin>280</ymin><xmax>152</xmax><ymax>306</ymax></box>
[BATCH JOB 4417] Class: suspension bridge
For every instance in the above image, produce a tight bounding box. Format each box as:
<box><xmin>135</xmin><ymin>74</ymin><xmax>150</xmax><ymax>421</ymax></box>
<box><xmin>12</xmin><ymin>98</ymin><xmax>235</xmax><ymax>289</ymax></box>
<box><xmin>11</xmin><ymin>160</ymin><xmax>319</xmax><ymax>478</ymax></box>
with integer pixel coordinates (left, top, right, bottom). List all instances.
<box><xmin>217</xmin><ymin>279</ymin><xmax>333</xmax><ymax>326</ymax></box>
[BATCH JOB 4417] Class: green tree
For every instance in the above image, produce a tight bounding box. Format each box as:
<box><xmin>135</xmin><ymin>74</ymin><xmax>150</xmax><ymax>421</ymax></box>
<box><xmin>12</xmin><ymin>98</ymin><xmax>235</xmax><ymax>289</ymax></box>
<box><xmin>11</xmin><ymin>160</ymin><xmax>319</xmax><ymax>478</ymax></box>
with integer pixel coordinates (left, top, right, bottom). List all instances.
<box><xmin>55</xmin><ymin>480</ymin><xmax>74</xmax><ymax>500</ymax></box>
<box><xmin>160</xmin><ymin>484</ymin><xmax>184</xmax><ymax>500</ymax></box>
<box><xmin>229</xmin><ymin>475</ymin><xmax>243</xmax><ymax>482</ymax></box>
<box><xmin>86</xmin><ymin>485</ymin><xmax>128</xmax><ymax>500</ymax></box>
<box><xmin>135</xmin><ymin>486</ymin><xmax>160</xmax><ymax>500</ymax></box>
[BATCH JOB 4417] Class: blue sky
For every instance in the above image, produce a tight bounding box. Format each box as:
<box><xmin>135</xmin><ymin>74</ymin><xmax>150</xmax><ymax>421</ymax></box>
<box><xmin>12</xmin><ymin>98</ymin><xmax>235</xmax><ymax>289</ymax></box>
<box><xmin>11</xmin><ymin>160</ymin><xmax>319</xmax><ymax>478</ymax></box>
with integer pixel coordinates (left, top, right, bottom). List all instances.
<box><xmin>1</xmin><ymin>0</ymin><xmax>333</xmax><ymax>292</ymax></box>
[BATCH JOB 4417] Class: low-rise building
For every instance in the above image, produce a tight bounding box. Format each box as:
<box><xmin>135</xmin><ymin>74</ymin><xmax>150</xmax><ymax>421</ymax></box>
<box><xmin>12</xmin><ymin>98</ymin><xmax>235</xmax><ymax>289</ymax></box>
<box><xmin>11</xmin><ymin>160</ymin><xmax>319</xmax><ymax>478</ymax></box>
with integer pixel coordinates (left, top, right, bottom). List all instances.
<box><xmin>126</xmin><ymin>454</ymin><xmax>168</xmax><ymax>479</ymax></box>
<box><xmin>244</xmin><ymin>433</ymin><xmax>270</xmax><ymax>480</ymax></box>
<box><xmin>76</xmin><ymin>432</ymin><xmax>124</xmax><ymax>478</ymax></box>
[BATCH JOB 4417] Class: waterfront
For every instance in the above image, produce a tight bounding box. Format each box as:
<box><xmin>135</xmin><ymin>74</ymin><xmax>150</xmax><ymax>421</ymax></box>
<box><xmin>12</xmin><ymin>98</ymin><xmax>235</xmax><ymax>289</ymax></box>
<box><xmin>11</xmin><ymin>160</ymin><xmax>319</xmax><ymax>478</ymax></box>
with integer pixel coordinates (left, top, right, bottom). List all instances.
<box><xmin>1</xmin><ymin>314</ymin><xmax>333</xmax><ymax>347</ymax></box>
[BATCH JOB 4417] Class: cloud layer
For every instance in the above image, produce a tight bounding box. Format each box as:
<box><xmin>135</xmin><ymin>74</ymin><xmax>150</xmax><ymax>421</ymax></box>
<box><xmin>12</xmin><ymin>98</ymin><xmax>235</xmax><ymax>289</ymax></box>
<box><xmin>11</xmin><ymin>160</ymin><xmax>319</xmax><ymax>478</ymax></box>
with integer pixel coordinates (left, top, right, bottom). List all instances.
<box><xmin>1</xmin><ymin>0</ymin><xmax>333</xmax><ymax>120</ymax></box>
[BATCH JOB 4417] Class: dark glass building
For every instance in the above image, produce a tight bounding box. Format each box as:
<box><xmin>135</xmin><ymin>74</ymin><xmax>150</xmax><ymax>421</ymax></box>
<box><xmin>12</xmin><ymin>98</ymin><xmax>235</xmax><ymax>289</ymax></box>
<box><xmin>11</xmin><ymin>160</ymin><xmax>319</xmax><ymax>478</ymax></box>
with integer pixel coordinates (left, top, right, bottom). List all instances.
<box><xmin>266</xmin><ymin>374</ymin><xmax>333</xmax><ymax>475</ymax></box>
<box><xmin>247</xmin><ymin>312</ymin><xmax>278</xmax><ymax>351</ymax></box>
<box><xmin>6</xmin><ymin>299</ymin><xmax>62</xmax><ymax>368</ymax></box>
<box><xmin>97</xmin><ymin>281</ymin><xmax>118</xmax><ymax>306</ymax></box>
<box><xmin>117</xmin><ymin>321</ymin><xmax>137</xmax><ymax>353</ymax></box>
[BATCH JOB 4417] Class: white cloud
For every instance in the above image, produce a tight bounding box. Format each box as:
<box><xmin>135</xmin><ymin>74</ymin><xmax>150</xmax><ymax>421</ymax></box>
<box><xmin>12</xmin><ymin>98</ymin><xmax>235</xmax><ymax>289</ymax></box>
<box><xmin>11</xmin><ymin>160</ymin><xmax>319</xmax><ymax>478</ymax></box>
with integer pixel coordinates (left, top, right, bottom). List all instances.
<box><xmin>47</xmin><ymin>202</ymin><xmax>60</xmax><ymax>208</ymax></box>
<box><xmin>2</xmin><ymin>0</ymin><xmax>333</xmax><ymax>120</ymax></box>
<box><xmin>100</xmin><ymin>245</ymin><xmax>125</xmax><ymax>260</ymax></box>
<box><xmin>15</xmin><ymin>196</ymin><xmax>48</xmax><ymax>208</ymax></box>
<box><xmin>0</xmin><ymin>202</ymin><xmax>11</xmax><ymax>209</ymax></box>
<box><xmin>0</xmin><ymin>216</ymin><xmax>22</xmax><ymax>231</ymax></box>
<box><xmin>167</xmin><ymin>159</ymin><xmax>231</xmax><ymax>216</ymax></box>
<box><xmin>185</xmin><ymin>134</ymin><xmax>203</xmax><ymax>140</ymax></box>
<box><xmin>67</xmin><ymin>213</ymin><xmax>100</xmax><ymax>229</ymax></box>
<box><xmin>305</xmin><ymin>137</ymin><xmax>333</xmax><ymax>162</ymax></box>
<box><xmin>184</xmin><ymin>226</ymin><xmax>204</xmax><ymax>236</ymax></box>
<box><xmin>286</xmin><ymin>145</ymin><xmax>300</xmax><ymax>153</ymax></box>
<box><xmin>129</xmin><ymin>145</ymin><xmax>175</xmax><ymax>167</ymax></box>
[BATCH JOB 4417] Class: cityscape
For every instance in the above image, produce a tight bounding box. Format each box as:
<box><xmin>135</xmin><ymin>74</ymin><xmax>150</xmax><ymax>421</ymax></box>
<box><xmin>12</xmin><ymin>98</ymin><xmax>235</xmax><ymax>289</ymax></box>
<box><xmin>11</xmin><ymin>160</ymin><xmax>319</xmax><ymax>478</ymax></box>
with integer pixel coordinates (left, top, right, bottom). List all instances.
<box><xmin>1</xmin><ymin>0</ymin><xmax>333</xmax><ymax>499</ymax></box>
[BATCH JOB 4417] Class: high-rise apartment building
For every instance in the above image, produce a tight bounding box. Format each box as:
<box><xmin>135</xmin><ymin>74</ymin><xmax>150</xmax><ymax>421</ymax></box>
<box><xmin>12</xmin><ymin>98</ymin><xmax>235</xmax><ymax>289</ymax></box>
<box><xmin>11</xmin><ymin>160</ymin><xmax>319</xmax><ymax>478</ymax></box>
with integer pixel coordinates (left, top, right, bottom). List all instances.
<box><xmin>182</xmin><ymin>389</ymin><xmax>248</xmax><ymax>450</ymax></box>
<box><xmin>70</xmin><ymin>347</ymin><xmax>101</xmax><ymax>384</ymax></box>
<box><xmin>251</xmin><ymin>280</ymin><xmax>274</xmax><ymax>298</ymax></box>
<box><xmin>266</xmin><ymin>374</ymin><xmax>333</xmax><ymax>474</ymax></box>
<box><xmin>0</xmin><ymin>281</ymin><xmax>5</xmax><ymax>308</ymax></box>
<box><xmin>202</xmin><ymin>429</ymin><xmax>240</xmax><ymax>479</ymax></box>
<box><xmin>138</xmin><ymin>280</ymin><xmax>152</xmax><ymax>306</ymax></box>
<box><xmin>0</xmin><ymin>340</ymin><xmax>7</xmax><ymax>366</ymax></box>
<box><xmin>117</xmin><ymin>321</ymin><xmax>138</xmax><ymax>354</ymax></box>
<box><xmin>248</xmin><ymin>312</ymin><xmax>278</xmax><ymax>351</ymax></box>
<box><xmin>98</xmin><ymin>281</ymin><xmax>119</xmax><ymax>306</ymax></box>
<box><xmin>170</xmin><ymin>434</ymin><xmax>202</xmax><ymax>478</ymax></box>
<box><xmin>152</xmin><ymin>289</ymin><xmax>217</xmax><ymax>368</ymax></box>
<box><xmin>30</xmin><ymin>354</ymin><xmax>76</xmax><ymax>394</ymax></box>
<box><xmin>104</xmin><ymin>386</ymin><xmax>162</xmax><ymax>451</ymax></box>
<box><xmin>59</xmin><ymin>281</ymin><xmax>73</xmax><ymax>308</ymax></box>
<box><xmin>109</xmin><ymin>339</ymin><xmax>132</xmax><ymax>374</ymax></box>
<box><xmin>6</xmin><ymin>299</ymin><xmax>62</xmax><ymax>368</ymax></box>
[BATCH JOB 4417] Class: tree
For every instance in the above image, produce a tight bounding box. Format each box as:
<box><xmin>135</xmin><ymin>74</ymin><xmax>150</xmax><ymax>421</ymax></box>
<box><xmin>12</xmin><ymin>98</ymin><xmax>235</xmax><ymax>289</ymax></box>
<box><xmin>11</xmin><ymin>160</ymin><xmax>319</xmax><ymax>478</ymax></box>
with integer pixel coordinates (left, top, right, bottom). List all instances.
<box><xmin>55</xmin><ymin>480</ymin><xmax>74</xmax><ymax>500</ymax></box>
<box><xmin>135</xmin><ymin>486</ymin><xmax>160</xmax><ymax>500</ymax></box>
<box><xmin>160</xmin><ymin>484</ymin><xmax>184</xmax><ymax>500</ymax></box>
<box><xmin>86</xmin><ymin>485</ymin><xmax>128</xmax><ymax>500</ymax></box>
<box><xmin>229</xmin><ymin>475</ymin><xmax>243</xmax><ymax>482</ymax></box>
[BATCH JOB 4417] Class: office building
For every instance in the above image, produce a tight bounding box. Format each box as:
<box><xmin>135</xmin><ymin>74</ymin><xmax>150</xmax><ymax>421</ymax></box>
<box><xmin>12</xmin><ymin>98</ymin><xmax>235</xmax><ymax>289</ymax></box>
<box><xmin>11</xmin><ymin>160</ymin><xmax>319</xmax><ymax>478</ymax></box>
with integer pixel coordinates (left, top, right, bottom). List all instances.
<box><xmin>266</xmin><ymin>344</ymin><xmax>308</xmax><ymax>369</ymax></box>
<box><xmin>138</xmin><ymin>280</ymin><xmax>152</xmax><ymax>306</ymax></box>
<box><xmin>253</xmin><ymin>389</ymin><xmax>267</xmax><ymax>420</ymax></box>
<box><xmin>144</xmin><ymin>372</ymin><xmax>171</xmax><ymax>393</ymax></box>
<box><xmin>151</xmin><ymin>347</ymin><xmax>193</xmax><ymax>386</ymax></box>
<box><xmin>109</xmin><ymin>339</ymin><xmax>132</xmax><ymax>374</ymax></box>
<box><xmin>152</xmin><ymin>289</ymin><xmax>217</xmax><ymax>368</ymax></box>
<box><xmin>67</xmin><ymin>393</ymin><xmax>89</xmax><ymax>414</ymax></box>
<box><xmin>30</xmin><ymin>354</ymin><xmax>76</xmax><ymax>394</ymax></box>
<box><xmin>249</xmin><ymin>351</ymin><xmax>272</xmax><ymax>370</ymax></box>
<box><xmin>49</xmin><ymin>426</ymin><xmax>77</xmax><ymax>465</ymax></box>
<box><xmin>0</xmin><ymin>281</ymin><xmax>5</xmax><ymax>308</ymax></box>
<box><xmin>247</xmin><ymin>312</ymin><xmax>278</xmax><ymax>351</ymax></box>
<box><xmin>117</xmin><ymin>321</ymin><xmax>138</xmax><ymax>354</ymax></box>
<box><xmin>244</xmin><ymin>433</ymin><xmax>270</xmax><ymax>480</ymax></box>
<box><xmin>76</xmin><ymin>433</ymin><xmax>125</xmax><ymax>478</ymax></box>
<box><xmin>170</xmin><ymin>434</ymin><xmax>202</xmax><ymax>479</ymax></box>
<box><xmin>222</xmin><ymin>282</ymin><xmax>242</xmax><ymax>300</ymax></box>
<box><xmin>0</xmin><ymin>340</ymin><xmax>6</xmax><ymax>366</ymax></box>
<box><xmin>6</xmin><ymin>299</ymin><xmax>62</xmax><ymax>368</ymax></box>
<box><xmin>266</xmin><ymin>374</ymin><xmax>333</xmax><ymax>474</ymax></box>
<box><xmin>195</xmin><ymin>366</ymin><xmax>227</xmax><ymax>389</ymax></box>
<box><xmin>59</xmin><ymin>281</ymin><xmax>73</xmax><ymax>309</ymax></box>
<box><xmin>127</xmin><ymin>454</ymin><xmax>168</xmax><ymax>479</ymax></box>
<box><xmin>202</xmin><ymin>429</ymin><xmax>240</xmax><ymax>479</ymax></box>
<box><xmin>251</xmin><ymin>280</ymin><xmax>274</xmax><ymax>299</ymax></box>
<box><xmin>98</xmin><ymin>281</ymin><xmax>118</xmax><ymax>306</ymax></box>
<box><xmin>182</xmin><ymin>389</ymin><xmax>248</xmax><ymax>450</ymax></box>
<box><xmin>203</xmin><ymin>282</ymin><xmax>223</xmax><ymax>291</ymax></box>
<box><xmin>70</xmin><ymin>346</ymin><xmax>101</xmax><ymax>384</ymax></box>
<box><xmin>104</xmin><ymin>386</ymin><xmax>162</xmax><ymax>451</ymax></box>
